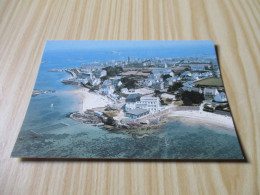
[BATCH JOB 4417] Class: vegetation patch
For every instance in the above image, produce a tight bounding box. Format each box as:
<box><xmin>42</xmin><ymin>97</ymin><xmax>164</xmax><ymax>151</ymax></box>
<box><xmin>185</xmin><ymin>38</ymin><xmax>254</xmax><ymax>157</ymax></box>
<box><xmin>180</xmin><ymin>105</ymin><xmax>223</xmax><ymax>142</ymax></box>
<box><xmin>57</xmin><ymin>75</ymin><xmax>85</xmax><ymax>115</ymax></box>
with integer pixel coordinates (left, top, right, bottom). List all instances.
<box><xmin>161</xmin><ymin>98</ymin><xmax>173</xmax><ymax>105</ymax></box>
<box><xmin>181</xmin><ymin>91</ymin><xmax>204</xmax><ymax>106</ymax></box>
<box><xmin>194</xmin><ymin>78</ymin><xmax>223</xmax><ymax>87</ymax></box>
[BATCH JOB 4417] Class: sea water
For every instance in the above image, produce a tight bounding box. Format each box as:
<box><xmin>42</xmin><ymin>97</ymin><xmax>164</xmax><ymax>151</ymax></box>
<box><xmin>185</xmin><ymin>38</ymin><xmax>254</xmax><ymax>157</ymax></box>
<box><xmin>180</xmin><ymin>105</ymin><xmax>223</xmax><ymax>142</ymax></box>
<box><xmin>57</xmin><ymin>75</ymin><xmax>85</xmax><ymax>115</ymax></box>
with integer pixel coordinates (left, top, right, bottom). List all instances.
<box><xmin>11</xmin><ymin>44</ymin><xmax>244</xmax><ymax>159</ymax></box>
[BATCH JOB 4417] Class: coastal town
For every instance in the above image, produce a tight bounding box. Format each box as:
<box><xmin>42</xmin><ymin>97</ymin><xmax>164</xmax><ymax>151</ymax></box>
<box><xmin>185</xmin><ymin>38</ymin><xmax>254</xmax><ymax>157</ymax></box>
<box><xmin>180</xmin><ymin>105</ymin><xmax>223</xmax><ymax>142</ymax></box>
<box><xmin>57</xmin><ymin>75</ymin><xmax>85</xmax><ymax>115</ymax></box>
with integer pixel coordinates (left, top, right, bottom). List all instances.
<box><xmin>48</xmin><ymin>56</ymin><xmax>232</xmax><ymax>130</ymax></box>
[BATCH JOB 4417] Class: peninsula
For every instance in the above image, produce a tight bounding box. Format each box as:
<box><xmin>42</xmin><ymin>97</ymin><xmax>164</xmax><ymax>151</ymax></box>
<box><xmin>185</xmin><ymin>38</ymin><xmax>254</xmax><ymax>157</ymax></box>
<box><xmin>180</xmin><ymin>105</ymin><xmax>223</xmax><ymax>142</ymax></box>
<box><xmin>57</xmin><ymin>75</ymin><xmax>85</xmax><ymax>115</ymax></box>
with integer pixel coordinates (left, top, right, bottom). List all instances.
<box><xmin>53</xmin><ymin>56</ymin><xmax>233</xmax><ymax>131</ymax></box>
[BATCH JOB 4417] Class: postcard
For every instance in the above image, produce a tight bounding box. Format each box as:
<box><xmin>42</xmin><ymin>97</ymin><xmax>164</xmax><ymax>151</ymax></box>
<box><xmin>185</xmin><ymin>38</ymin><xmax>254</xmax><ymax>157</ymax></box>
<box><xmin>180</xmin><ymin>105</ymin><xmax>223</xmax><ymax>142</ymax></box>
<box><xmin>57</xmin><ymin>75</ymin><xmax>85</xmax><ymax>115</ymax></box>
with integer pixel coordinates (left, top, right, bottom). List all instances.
<box><xmin>11</xmin><ymin>41</ymin><xmax>244</xmax><ymax>160</ymax></box>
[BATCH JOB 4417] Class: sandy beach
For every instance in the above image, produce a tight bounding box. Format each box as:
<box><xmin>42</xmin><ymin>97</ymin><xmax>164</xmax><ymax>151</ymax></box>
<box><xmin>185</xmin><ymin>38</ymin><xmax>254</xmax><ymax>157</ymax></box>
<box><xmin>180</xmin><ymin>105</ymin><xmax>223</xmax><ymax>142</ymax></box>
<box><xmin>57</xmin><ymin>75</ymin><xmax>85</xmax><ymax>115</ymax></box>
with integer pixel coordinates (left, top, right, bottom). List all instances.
<box><xmin>70</xmin><ymin>88</ymin><xmax>113</xmax><ymax>113</ymax></box>
<box><xmin>168</xmin><ymin>110</ymin><xmax>236</xmax><ymax>131</ymax></box>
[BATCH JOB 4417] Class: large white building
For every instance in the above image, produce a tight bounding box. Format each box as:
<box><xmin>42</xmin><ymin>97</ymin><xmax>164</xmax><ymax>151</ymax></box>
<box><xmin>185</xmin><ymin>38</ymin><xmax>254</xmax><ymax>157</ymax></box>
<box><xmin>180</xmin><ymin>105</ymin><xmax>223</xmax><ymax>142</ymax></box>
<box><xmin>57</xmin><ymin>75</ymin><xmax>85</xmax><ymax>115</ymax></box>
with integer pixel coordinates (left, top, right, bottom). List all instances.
<box><xmin>136</xmin><ymin>96</ymin><xmax>160</xmax><ymax>114</ymax></box>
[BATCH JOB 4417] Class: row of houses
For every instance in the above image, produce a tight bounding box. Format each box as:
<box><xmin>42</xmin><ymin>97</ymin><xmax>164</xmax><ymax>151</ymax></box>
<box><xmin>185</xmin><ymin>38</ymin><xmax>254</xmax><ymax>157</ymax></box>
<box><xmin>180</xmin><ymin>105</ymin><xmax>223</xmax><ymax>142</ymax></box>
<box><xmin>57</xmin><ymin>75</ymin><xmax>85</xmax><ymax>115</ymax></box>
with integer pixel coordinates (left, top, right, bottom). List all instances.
<box><xmin>144</xmin><ymin>68</ymin><xmax>214</xmax><ymax>91</ymax></box>
<box><xmin>180</xmin><ymin>86</ymin><xmax>227</xmax><ymax>102</ymax></box>
<box><xmin>144</xmin><ymin>68</ymin><xmax>175</xmax><ymax>90</ymax></box>
<box><xmin>80</xmin><ymin>69</ymin><xmax>107</xmax><ymax>79</ymax></box>
<box><xmin>98</xmin><ymin>77</ymin><xmax>122</xmax><ymax>95</ymax></box>
<box><xmin>180</xmin><ymin>71</ymin><xmax>213</xmax><ymax>81</ymax></box>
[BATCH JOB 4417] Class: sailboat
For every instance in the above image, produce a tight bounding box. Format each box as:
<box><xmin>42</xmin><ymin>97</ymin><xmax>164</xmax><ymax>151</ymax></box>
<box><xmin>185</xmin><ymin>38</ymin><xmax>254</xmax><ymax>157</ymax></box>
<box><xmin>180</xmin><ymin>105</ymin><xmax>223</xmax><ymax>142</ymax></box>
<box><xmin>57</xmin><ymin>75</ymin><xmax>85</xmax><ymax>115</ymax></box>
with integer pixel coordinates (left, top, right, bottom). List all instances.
<box><xmin>164</xmin><ymin>137</ymin><xmax>169</xmax><ymax>147</ymax></box>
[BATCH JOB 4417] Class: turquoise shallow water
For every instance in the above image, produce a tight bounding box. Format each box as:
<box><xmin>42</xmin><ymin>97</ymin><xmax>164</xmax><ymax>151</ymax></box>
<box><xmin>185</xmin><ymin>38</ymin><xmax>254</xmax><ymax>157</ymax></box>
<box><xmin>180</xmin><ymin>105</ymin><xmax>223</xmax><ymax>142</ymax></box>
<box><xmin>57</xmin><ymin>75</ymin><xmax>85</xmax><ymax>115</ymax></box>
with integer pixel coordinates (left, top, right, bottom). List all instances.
<box><xmin>11</xmin><ymin>43</ymin><xmax>244</xmax><ymax>159</ymax></box>
<box><xmin>11</xmin><ymin>69</ymin><xmax>244</xmax><ymax>159</ymax></box>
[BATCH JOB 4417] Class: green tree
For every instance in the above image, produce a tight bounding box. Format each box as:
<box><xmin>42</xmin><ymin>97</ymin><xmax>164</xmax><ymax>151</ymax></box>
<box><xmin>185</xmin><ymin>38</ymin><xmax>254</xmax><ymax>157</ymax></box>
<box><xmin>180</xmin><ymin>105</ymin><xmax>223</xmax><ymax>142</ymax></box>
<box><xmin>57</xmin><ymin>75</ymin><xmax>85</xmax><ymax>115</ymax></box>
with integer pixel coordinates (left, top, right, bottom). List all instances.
<box><xmin>106</xmin><ymin>116</ymin><xmax>115</xmax><ymax>125</ymax></box>
<box><xmin>160</xmin><ymin>98</ymin><xmax>167</xmax><ymax>105</ymax></box>
<box><xmin>101</xmin><ymin>76</ymin><xmax>109</xmax><ymax>82</ymax></box>
<box><xmin>181</xmin><ymin>91</ymin><xmax>204</xmax><ymax>105</ymax></box>
<box><xmin>154</xmin><ymin>90</ymin><xmax>161</xmax><ymax>97</ymax></box>
<box><xmin>103</xmin><ymin>66</ymin><xmax>123</xmax><ymax>77</ymax></box>
<box><xmin>168</xmin><ymin>82</ymin><xmax>183</xmax><ymax>93</ymax></box>
<box><xmin>121</xmin><ymin>77</ymin><xmax>137</xmax><ymax>89</ymax></box>
<box><xmin>162</xmin><ymin>74</ymin><xmax>171</xmax><ymax>81</ymax></box>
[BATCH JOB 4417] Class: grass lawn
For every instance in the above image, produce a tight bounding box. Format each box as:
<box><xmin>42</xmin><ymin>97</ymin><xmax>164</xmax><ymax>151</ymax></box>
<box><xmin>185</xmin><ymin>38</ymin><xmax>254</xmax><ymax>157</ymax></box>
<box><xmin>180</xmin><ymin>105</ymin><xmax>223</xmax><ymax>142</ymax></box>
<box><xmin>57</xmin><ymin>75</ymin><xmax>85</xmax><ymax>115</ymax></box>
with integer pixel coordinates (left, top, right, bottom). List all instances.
<box><xmin>174</xmin><ymin>100</ymin><xmax>183</xmax><ymax>106</ymax></box>
<box><xmin>161</xmin><ymin>98</ymin><xmax>173</xmax><ymax>105</ymax></box>
<box><xmin>194</xmin><ymin>78</ymin><xmax>224</xmax><ymax>87</ymax></box>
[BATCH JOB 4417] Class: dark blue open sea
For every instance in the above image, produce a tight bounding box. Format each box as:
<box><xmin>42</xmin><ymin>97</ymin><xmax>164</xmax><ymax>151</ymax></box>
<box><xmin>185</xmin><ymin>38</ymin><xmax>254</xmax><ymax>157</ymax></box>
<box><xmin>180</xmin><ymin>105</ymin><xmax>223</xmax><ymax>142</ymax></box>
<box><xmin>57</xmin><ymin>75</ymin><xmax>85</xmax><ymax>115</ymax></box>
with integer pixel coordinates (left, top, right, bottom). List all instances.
<box><xmin>12</xmin><ymin>41</ymin><xmax>244</xmax><ymax>159</ymax></box>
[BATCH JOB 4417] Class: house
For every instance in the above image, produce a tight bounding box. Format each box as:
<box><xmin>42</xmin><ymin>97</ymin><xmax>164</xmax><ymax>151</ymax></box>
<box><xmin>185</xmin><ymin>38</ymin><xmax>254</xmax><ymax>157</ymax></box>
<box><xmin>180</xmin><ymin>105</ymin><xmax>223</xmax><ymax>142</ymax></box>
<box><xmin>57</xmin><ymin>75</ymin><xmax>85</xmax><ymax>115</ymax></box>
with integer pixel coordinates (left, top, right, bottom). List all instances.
<box><xmin>153</xmin><ymin>82</ymin><xmax>164</xmax><ymax>90</ymax></box>
<box><xmin>192</xmin><ymin>73</ymin><xmax>200</xmax><ymax>81</ymax></box>
<box><xmin>125</xmin><ymin>94</ymin><xmax>142</xmax><ymax>111</ymax></box>
<box><xmin>120</xmin><ymin>88</ymin><xmax>128</xmax><ymax>93</ymax></box>
<box><xmin>204</xmin><ymin>88</ymin><xmax>219</xmax><ymax>98</ymax></box>
<box><xmin>95</xmin><ymin>70</ymin><xmax>107</xmax><ymax>78</ymax></box>
<box><xmin>215</xmin><ymin>68</ymin><xmax>221</xmax><ymax>78</ymax></box>
<box><xmin>173</xmin><ymin>75</ymin><xmax>181</xmax><ymax>81</ymax></box>
<box><xmin>126</xmin><ymin>108</ymin><xmax>150</xmax><ymax>119</ymax></box>
<box><xmin>161</xmin><ymin>68</ymin><xmax>174</xmax><ymax>76</ymax></box>
<box><xmin>165</xmin><ymin>77</ymin><xmax>176</xmax><ymax>86</ymax></box>
<box><xmin>149</xmin><ymin>72</ymin><xmax>162</xmax><ymax>80</ymax></box>
<box><xmin>94</xmin><ymin>110</ymin><xmax>103</xmax><ymax>116</ymax></box>
<box><xmin>183</xmin><ymin>81</ymin><xmax>195</xmax><ymax>88</ymax></box>
<box><xmin>214</xmin><ymin>92</ymin><xmax>227</xmax><ymax>102</ymax></box>
<box><xmin>151</xmin><ymin>68</ymin><xmax>174</xmax><ymax>78</ymax></box>
<box><xmin>181</xmin><ymin>71</ymin><xmax>192</xmax><ymax>77</ymax></box>
<box><xmin>89</xmin><ymin>78</ymin><xmax>101</xmax><ymax>86</ymax></box>
<box><xmin>99</xmin><ymin>84</ymin><xmax>115</xmax><ymax>95</ymax></box>
<box><xmin>201</xmin><ymin>71</ymin><xmax>213</xmax><ymax>77</ymax></box>
<box><xmin>189</xmin><ymin>65</ymin><xmax>206</xmax><ymax>71</ymax></box>
<box><xmin>182</xmin><ymin>75</ymin><xmax>193</xmax><ymax>80</ymax></box>
<box><xmin>144</xmin><ymin>79</ymin><xmax>153</xmax><ymax>87</ymax></box>
<box><xmin>180</xmin><ymin>87</ymin><xmax>202</xmax><ymax>94</ymax></box>
<box><xmin>128</xmin><ymin>89</ymin><xmax>135</xmax><ymax>93</ymax></box>
<box><xmin>102</xmin><ymin>79</ymin><xmax>112</xmax><ymax>85</ymax></box>
<box><xmin>136</xmin><ymin>96</ymin><xmax>160</xmax><ymax>113</ymax></box>
<box><xmin>112</xmin><ymin>80</ymin><xmax>122</xmax><ymax>87</ymax></box>
<box><xmin>110</xmin><ymin>93</ymin><xmax>119</xmax><ymax>100</ymax></box>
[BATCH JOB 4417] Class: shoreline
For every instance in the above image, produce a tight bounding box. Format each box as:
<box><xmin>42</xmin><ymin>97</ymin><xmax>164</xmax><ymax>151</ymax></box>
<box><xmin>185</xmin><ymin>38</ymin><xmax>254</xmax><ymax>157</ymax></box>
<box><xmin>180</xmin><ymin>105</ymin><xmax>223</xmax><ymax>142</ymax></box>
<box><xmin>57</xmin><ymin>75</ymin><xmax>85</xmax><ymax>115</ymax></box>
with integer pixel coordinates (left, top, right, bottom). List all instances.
<box><xmin>69</xmin><ymin>88</ymin><xmax>113</xmax><ymax>113</ymax></box>
<box><xmin>67</xmin><ymin>87</ymin><xmax>235</xmax><ymax>133</ymax></box>
<box><xmin>167</xmin><ymin>110</ymin><xmax>235</xmax><ymax>131</ymax></box>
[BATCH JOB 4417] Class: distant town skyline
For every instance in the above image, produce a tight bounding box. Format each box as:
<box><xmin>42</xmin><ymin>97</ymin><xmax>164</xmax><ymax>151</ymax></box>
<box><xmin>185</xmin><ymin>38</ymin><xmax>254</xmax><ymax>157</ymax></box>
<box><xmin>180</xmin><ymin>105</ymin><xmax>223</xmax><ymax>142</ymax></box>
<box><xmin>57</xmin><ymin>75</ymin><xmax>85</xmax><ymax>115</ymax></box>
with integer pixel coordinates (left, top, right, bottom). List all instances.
<box><xmin>43</xmin><ymin>40</ymin><xmax>216</xmax><ymax>65</ymax></box>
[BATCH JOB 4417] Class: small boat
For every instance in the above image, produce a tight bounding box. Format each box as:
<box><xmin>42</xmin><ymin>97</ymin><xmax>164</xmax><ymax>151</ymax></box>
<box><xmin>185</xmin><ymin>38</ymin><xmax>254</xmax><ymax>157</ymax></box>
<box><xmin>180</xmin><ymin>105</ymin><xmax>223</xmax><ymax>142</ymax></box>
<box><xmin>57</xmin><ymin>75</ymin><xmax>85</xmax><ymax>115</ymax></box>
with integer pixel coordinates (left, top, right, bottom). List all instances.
<box><xmin>164</xmin><ymin>138</ymin><xmax>169</xmax><ymax>146</ymax></box>
<box><xmin>51</xmin><ymin>104</ymin><xmax>54</xmax><ymax>108</ymax></box>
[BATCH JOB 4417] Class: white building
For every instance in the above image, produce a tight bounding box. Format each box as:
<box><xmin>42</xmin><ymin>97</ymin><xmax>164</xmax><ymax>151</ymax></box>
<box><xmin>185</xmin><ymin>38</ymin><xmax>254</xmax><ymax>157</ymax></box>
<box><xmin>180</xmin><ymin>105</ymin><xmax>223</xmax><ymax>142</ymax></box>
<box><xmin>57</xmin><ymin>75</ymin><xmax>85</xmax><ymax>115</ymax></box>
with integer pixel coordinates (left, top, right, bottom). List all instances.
<box><xmin>121</xmin><ymin>88</ymin><xmax>128</xmax><ymax>93</ymax></box>
<box><xmin>144</xmin><ymin>80</ymin><xmax>153</xmax><ymax>87</ymax></box>
<box><xmin>214</xmin><ymin>92</ymin><xmax>227</xmax><ymax>102</ymax></box>
<box><xmin>204</xmin><ymin>88</ymin><xmax>219</xmax><ymax>98</ymax></box>
<box><xmin>136</xmin><ymin>96</ymin><xmax>160</xmax><ymax>114</ymax></box>
<box><xmin>181</xmin><ymin>71</ymin><xmax>192</xmax><ymax>77</ymax></box>
<box><xmin>165</xmin><ymin>77</ymin><xmax>176</xmax><ymax>86</ymax></box>
<box><xmin>183</xmin><ymin>81</ymin><xmax>195</xmax><ymax>88</ymax></box>
<box><xmin>99</xmin><ymin>84</ymin><xmax>115</xmax><ymax>95</ymax></box>
<box><xmin>153</xmin><ymin>82</ymin><xmax>164</xmax><ymax>90</ymax></box>
<box><xmin>95</xmin><ymin>70</ymin><xmax>107</xmax><ymax>78</ymax></box>
<box><xmin>201</xmin><ymin>71</ymin><xmax>213</xmax><ymax>77</ymax></box>
<box><xmin>181</xmin><ymin>87</ymin><xmax>202</xmax><ymax>94</ymax></box>
<box><xmin>89</xmin><ymin>78</ymin><xmax>101</xmax><ymax>86</ymax></box>
<box><xmin>190</xmin><ymin>65</ymin><xmax>206</xmax><ymax>71</ymax></box>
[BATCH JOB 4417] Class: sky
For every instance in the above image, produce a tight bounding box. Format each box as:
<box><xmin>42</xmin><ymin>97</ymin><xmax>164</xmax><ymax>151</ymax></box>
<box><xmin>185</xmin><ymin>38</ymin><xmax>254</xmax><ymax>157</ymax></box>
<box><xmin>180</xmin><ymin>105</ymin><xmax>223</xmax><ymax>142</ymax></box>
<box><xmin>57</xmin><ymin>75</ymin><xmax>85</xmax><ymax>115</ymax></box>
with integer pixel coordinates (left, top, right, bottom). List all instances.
<box><xmin>45</xmin><ymin>40</ymin><xmax>215</xmax><ymax>52</ymax></box>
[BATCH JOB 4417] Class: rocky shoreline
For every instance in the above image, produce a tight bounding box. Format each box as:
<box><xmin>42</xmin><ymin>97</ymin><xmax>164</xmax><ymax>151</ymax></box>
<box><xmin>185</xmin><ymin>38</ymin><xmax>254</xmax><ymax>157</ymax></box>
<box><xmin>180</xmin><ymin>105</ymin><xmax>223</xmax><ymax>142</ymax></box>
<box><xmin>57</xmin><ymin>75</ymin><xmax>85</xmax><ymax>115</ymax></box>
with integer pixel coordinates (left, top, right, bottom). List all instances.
<box><xmin>67</xmin><ymin>109</ymin><xmax>169</xmax><ymax>131</ymax></box>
